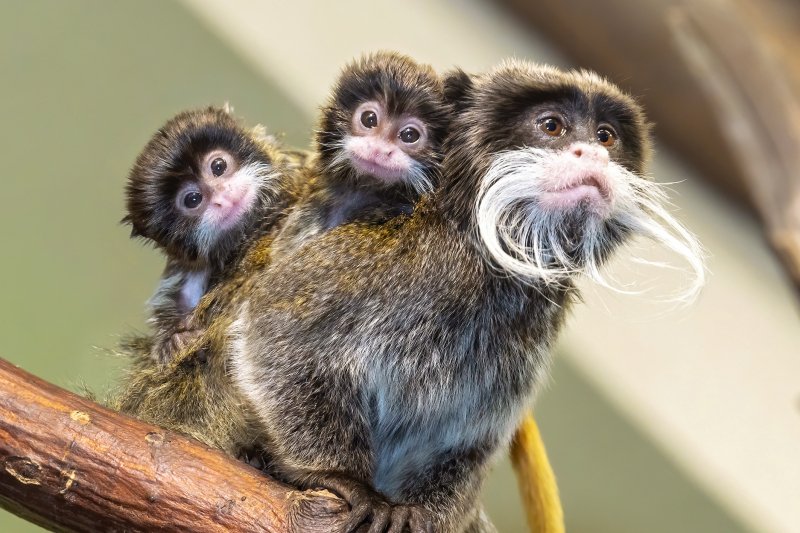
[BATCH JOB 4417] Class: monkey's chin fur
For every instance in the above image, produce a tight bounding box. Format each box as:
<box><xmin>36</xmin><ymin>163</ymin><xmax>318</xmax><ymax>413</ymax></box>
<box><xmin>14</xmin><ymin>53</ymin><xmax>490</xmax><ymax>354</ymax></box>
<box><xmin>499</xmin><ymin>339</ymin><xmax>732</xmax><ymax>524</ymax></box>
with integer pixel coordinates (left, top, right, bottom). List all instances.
<box><xmin>324</xmin><ymin>137</ymin><xmax>435</xmax><ymax>196</ymax></box>
<box><xmin>476</xmin><ymin>147</ymin><xmax>705</xmax><ymax>302</ymax></box>
<box><xmin>192</xmin><ymin>161</ymin><xmax>277</xmax><ymax>262</ymax></box>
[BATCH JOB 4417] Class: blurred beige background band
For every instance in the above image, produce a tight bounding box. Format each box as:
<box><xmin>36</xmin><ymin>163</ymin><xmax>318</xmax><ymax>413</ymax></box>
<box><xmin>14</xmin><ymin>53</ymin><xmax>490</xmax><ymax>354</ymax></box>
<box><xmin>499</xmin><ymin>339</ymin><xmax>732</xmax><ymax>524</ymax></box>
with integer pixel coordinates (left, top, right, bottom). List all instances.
<box><xmin>182</xmin><ymin>1</ymin><xmax>799</xmax><ymax>532</ymax></box>
<box><xmin>181</xmin><ymin>0</ymin><xmax>565</xmax><ymax>114</ymax></box>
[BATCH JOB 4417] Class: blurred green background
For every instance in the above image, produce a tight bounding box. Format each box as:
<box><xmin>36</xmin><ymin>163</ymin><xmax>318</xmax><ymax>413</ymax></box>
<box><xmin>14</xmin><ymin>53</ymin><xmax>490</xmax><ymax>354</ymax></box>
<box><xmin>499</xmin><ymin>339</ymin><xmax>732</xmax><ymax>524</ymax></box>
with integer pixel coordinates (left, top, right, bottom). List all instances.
<box><xmin>0</xmin><ymin>1</ymin><xmax>766</xmax><ymax>531</ymax></box>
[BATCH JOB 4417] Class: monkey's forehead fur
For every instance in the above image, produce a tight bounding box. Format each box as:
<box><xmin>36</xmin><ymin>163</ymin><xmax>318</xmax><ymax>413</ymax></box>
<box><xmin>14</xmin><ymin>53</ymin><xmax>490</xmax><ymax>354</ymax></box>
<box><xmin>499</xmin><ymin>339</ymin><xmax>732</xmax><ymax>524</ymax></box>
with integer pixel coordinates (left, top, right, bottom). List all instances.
<box><xmin>318</xmin><ymin>51</ymin><xmax>450</xmax><ymax>138</ymax></box>
<box><xmin>445</xmin><ymin>60</ymin><xmax>652</xmax><ymax>174</ymax></box>
<box><xmin>124</xmin><ymin>106</ymin><xmax>280</xmax><ymax>250</ymax></box>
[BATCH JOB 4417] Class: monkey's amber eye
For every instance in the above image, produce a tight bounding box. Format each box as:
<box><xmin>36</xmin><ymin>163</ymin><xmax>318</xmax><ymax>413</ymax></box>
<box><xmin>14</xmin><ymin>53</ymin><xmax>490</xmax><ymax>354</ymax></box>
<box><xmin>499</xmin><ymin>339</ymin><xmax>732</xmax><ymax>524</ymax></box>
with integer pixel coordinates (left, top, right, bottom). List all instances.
<box><xmin>399</xmin><ymin>126</ymin><xmax>421</xmax><ymax>144</ymax></box>
<box><xmin>360</xmin><ymin>110</ymin><xmax>378</xmax><ymax>128</ymax></box>
<box><xmin>183</xmin><ymin>191</ymin><xmax>203</xmax><ymax>209</ymax></box>
<box><xmin>597</xmin><ymin>127</ymin><xmax>616</xmax><ymax>147</ymax></box>
<box><xmin>210</xmin><ymin>157</ymin><xmax>227</xmax><ymax>177</ymax></box>
<box><xmin>539</xmin><ymin>117</ymin><xmax>565</xmax><ymax>137</ymax></box>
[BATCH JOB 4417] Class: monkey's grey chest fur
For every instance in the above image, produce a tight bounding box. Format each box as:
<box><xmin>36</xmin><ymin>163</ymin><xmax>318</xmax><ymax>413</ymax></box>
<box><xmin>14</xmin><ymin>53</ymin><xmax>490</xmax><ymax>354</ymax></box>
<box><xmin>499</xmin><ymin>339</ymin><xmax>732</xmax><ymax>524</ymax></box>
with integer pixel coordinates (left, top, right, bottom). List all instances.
<box><xmin>367</xmin><ymin>352</ymin><xmax>514</xmax><ymax>497</ymax></box>
<box><xmin>362</xmin><ymin>284</ymin><xmax>555</xmax><ymax>497</ymax></box>
<box><xmin>231</xmin><ymin>217</ymin><xmax>564</xmax><ymax>501</ymax></box>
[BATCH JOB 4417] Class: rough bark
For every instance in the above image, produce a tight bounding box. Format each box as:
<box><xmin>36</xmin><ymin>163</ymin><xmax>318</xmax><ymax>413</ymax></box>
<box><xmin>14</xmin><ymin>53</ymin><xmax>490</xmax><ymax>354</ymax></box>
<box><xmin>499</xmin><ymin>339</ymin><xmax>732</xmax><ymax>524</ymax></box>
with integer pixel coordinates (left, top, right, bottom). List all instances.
<box><xmin>0</xmin><ymin>357</ymin><xmax>350</xmax><ymax>532</ymax></box>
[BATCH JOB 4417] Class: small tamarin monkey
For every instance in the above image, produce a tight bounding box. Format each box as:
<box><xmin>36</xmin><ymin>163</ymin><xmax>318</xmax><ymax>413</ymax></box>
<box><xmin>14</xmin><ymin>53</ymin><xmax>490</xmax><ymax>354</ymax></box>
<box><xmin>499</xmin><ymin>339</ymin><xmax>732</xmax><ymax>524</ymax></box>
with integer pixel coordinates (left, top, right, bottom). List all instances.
<box><xmin>123</xmin><ymin>106</ymin><xmax>300</xmax><ymax>363</ymax></box>
<box><xmin>273</xmin><ymin>51</ymin><xmax>449</xmax><ymax>253</ymax></box>
<box><xmin>226</xmin><ymin>61</ymin><xmax>704</xmax><ymax>532</ymax></box>
<box><xmin>113</xmin><ymin>52</ymin><xmax>447</xmax><ymax>453</ymax></box>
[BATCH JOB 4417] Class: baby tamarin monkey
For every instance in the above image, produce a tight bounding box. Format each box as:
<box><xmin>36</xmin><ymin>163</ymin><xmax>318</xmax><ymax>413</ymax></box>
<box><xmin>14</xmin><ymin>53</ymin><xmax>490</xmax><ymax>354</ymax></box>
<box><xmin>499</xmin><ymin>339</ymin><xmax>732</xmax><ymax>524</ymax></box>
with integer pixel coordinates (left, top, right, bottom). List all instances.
<box><xmin>274</xmin><ymin>51</ymin><xmax>449</xmax><ymax>252</ymax></box>
<box><xmin>228</xmin><ymin>62</ymin><xmax>704</xmax><ymax>532</ymax></box>
<box><xmin>115</xmin><ymin>50</ymin><xmax>447</xmax><ymax>428</ymax></box>
<box><xmin>123</xmin><ymin>106</ymin><xmax>298</xmax><ymax>363</ymax></box>
<box><xmin>125</xmin><ymin>51</ymin><xmax>447</xmax><ymax>362</ymax></box>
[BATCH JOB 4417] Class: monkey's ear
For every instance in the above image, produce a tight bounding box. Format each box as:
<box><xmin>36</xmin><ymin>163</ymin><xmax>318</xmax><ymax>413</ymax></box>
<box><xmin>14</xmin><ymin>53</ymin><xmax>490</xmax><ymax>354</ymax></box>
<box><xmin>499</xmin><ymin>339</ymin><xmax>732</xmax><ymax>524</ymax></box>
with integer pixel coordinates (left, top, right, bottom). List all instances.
<box><xmin>443</xmin><ymin>68</ymin><xmax>475</xmax><ymax>113</ymax></box>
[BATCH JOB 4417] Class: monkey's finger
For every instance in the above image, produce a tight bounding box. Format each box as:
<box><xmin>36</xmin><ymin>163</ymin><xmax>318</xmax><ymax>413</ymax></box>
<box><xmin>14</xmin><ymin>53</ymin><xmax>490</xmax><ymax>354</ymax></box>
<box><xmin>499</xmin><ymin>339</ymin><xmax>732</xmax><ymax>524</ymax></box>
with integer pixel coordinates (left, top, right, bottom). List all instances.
<box><xmin>170</xmin><ymin>335</ymin><xmax>186</xmax><ymax>354</ymax></box>
<box><xmin>340</xmin><ymin>499</ymin><xmax>374</xmax><ymax>533</ymax></box>
<box><xmin>385</xmin><ymin>505</ymin><xmax>410</xmax><ymax>533</ymax></box>
<box><xmin>367</xmin><ymin>501</ymin><xmax>392</xmax><ymax>533</ymax></box>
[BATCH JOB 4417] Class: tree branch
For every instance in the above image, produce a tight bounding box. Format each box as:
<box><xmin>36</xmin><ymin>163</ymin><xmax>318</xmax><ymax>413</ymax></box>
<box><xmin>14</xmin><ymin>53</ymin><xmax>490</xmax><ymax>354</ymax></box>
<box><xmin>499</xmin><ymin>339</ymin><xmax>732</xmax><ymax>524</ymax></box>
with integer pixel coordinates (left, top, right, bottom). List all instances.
<box><xmin>0</xmin><ymin>357</ymin><xmax>350</xmax><ymax>532</ymax></box>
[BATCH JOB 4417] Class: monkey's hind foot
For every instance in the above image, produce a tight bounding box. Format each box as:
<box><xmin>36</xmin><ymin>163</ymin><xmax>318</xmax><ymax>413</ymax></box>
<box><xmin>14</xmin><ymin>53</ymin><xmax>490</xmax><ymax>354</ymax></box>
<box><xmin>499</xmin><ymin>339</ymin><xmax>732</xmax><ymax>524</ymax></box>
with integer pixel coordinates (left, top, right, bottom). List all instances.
<box><xmin>362</xmin><ymin>503</ymin><xmax>434</xmax><ymax>533</ymax></box>
<box><xmin>305</xmin><ymin>473</ymin><xmax>433</xmax><ymax>533</ymax></box>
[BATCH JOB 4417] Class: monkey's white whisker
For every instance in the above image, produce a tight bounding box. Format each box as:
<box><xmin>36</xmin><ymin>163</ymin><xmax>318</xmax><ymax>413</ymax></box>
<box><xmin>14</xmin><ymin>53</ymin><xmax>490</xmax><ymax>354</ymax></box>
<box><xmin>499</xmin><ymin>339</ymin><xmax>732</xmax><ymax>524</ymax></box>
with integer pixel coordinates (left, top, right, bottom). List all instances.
<box><xmin>404</xmin><ymin>161</ymin><xmax>434</xmax><ymax>196</ymax></box>
<box><xmin>630</xmin><ymin>257</ymin><xmax>683</xmax><ymax>270</ymax></box>
<box><xmin>476</xmin><ymin>147</ymin><xmax>706</xmax><ymax>301</ymax></box>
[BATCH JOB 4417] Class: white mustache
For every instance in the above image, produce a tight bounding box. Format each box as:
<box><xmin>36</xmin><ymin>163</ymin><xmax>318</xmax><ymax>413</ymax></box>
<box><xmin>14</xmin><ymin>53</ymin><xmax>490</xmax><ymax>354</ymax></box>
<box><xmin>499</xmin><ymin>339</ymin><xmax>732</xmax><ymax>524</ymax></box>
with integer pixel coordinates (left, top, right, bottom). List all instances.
<box><xmin>476</xmin><ymin>147</ymin><xmax>706</xmax><ymax>302</ymax></box>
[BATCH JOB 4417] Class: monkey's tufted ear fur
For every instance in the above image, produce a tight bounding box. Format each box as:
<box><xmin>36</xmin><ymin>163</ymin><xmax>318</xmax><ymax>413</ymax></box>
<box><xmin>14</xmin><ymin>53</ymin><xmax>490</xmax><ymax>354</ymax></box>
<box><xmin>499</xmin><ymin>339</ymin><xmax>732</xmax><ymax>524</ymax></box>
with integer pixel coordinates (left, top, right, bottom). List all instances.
<box><xmin>443</xmin><ymin>68</ymin><xmax>475</xmax><ymax>113</ymax></box>
<box><xmin>120</xmin><ymin>214</ymin><xmax>143</xmax><ymax>238</ymax></box>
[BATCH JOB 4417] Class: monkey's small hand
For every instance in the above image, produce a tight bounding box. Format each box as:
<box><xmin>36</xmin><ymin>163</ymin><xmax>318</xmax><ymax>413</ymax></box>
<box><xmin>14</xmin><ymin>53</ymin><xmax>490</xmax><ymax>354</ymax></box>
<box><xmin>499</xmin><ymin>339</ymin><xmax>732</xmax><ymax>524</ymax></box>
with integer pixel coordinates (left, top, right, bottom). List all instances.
<box><xmin>302</xmin><ymin>473</ymin><xmax>433</xmax><ymax>533</ymax></box>
<box><xmin>151</xmin><ymin>327</ymin><xmax>205</xmax><ymax>364</ymax></box>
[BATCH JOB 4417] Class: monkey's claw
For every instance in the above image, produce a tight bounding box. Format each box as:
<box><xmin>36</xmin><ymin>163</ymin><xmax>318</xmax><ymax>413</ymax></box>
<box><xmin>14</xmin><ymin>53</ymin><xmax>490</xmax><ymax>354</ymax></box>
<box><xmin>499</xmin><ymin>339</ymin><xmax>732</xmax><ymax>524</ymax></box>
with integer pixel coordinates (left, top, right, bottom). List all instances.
<box><xmin>387</xmin><ymin>504</ymin><xmax>434</xmax><ymax>533</ymax></box>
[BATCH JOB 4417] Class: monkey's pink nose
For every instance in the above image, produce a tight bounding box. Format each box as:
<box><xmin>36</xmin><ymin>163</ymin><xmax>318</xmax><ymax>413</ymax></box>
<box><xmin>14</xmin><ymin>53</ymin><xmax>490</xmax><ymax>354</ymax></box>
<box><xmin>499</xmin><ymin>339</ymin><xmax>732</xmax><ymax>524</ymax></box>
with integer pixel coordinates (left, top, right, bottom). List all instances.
<box><xmin>373</xmin><ymin>147</ymin><xmax>395</xmax><ymax>159</ymax></box>
<box><xmin>212</xmin><ymin>189</ymin><xmax>246</xmax><ymax>210</ymax></box>
<box><xmin>570</xmin><ymin>143</ymin><xmax>609</xmax><ymax>165</ymax></box>
<box><xmin>212</xmin><ymin>196</ymin><xmax>233</xmax><ymax>209</ymax></box>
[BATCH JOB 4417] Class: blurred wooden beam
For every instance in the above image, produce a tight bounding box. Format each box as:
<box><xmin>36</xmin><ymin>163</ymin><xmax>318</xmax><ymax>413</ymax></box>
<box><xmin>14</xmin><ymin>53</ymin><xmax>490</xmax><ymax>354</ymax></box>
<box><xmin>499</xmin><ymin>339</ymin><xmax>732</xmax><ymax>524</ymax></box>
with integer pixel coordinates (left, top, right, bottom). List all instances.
<box><xmin>669</xmin><ymin>0</ymin><xmax>800</xmax><ymax>297</ymax></box>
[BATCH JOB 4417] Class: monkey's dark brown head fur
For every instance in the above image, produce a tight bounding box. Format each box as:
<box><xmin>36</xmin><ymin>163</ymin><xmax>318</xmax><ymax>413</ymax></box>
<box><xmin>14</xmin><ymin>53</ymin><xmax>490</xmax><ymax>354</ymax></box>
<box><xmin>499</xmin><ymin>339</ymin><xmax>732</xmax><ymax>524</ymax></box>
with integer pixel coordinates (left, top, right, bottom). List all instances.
<box><xmin>315</xmin><ymin>51</ymin><xmax>450</xmax><ymax>193</ymax></box>
<box><xmin>124</xmin><ymin>107</ymin><xmax>282</xmax><ymax>268</ymax></box>
<box><xmin>441</xmin><ymin>61</ymin><xmax>652</xmax><ymax>220</ymax></box>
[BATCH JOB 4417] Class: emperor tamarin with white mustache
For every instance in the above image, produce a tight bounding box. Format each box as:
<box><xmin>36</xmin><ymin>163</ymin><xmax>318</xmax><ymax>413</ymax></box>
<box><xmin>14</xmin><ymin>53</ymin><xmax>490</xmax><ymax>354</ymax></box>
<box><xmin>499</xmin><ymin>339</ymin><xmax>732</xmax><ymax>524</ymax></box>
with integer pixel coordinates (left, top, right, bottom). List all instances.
<box><xmin>227</xmin><ymin>60</ymin><xmax>704</xmax><ymax>533</ymax></box>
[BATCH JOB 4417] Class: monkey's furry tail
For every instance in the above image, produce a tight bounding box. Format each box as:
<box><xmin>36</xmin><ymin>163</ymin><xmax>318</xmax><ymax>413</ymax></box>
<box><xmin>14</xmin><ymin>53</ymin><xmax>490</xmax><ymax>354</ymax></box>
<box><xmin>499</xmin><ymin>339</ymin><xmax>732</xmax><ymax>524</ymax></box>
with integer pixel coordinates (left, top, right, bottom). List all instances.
<box><xmin>510</xmin><ymin>413</ymin><xmax>565</xmax><ymax>533</ymax></box>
